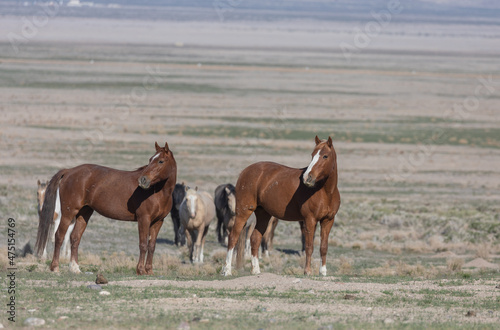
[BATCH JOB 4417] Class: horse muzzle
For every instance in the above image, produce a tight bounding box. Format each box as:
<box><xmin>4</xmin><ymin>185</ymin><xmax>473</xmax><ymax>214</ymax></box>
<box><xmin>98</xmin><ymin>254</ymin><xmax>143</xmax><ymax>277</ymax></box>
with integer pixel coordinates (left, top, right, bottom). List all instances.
<box><xmin>138</xmin><ymin>176</ymin><xmax>152</xmax><ymax>189</ymax></box>
<box><xmin>303</xmin><ymin>174</ymin><xmax>316</xmax><ymax>188</ymax></box>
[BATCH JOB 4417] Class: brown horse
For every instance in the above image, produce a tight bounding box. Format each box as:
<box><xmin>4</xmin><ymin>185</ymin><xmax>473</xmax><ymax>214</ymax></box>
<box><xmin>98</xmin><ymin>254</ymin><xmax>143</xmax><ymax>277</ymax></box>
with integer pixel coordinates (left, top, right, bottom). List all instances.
<box><xmin>223</xmin><ymin>136</ymin><xmax>340</xmax><ymax>276</ymax></box>
<box><xmin>34</xmin><ymin>142</ymin><xmax>177</xmax><ymax>275</ymax></box>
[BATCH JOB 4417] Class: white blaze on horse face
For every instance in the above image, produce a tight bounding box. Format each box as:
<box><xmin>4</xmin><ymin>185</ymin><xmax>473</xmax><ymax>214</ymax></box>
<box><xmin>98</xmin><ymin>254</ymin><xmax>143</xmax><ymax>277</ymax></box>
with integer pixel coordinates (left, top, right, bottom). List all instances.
<box><xmin>303</xmin><ymin>150</ymin><xmax>321</xmax><ymax>182</ymax></box>
<box><xmin>188</xmin><ymin>195</ymin><xmax>197</xmax><ymax>217</ymax></box>
<box><xmin>151</xmin><ymin>153</ymin><xmax>160</xmax><ymax>163</ymax></box>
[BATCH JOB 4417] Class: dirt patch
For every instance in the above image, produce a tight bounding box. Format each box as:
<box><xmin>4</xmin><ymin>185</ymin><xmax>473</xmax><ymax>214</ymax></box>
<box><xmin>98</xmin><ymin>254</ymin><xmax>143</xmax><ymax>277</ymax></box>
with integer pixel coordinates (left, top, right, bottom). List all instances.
<box><xmin>463</xmin><ymin>258</ymin><xmax>499</xmax><ymax>269</ymax></box>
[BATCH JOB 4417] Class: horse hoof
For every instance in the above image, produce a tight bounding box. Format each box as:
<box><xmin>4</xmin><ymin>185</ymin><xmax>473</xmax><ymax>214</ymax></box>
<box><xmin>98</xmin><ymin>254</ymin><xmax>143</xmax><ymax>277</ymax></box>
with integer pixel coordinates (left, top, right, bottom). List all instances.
<box><xmin>221</xmin><ymin>267</ymin><xmax>232</xmax><ymax>276</ymax></box>
<box><xmin>320</xmin><ymin>265</ymin><xmax>327</xmax><ymax>276</ymax></box>
<box><xmin>69</xmin><ymin>260</ymin><xmax>81</xmax><ymax>274</ymax></box>
<box><xmin>50</xmin><ymin>265</ymin><xmax>60</xmax><ymax>273</ymax></box>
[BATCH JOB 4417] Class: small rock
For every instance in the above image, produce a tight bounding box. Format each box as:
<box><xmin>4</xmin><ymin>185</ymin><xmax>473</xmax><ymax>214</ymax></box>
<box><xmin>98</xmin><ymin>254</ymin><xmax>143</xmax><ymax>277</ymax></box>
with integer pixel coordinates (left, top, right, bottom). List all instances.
<box><xmin>96</xmin><ymin>273</ymin><xmax>108</xmax><ymax>284</ymax></box>
<box><xmin>85</xmin><ymin>272</ymin><xmax>93</xmax><ymax>275</ymax></box>
<box><xmin>177</xmin><ymin>321</ymin><xmax>190</xmax><ymax>330</ymax></box>
<box><xmin>0</xmin><ymin>322</ymin><xmax>4</xmax><ymax>328</ymax></box>
<box><xmin>199</xmin><ymin>319</ymin><xmax>209</xmax><ymax>323</ymax></box>
<box><xmin>87</xmin><ymin>284</ymin><xmax>102</xmax><ymax>291</ymax></box>
<box><xmin>465</xmin><ymin>311</ymin><xmax>476</xmax><ymax>317</ymax></box>
<box><xmin>367</xmin><ymin>307</ymin><xmax>373</xmax><ymax>311</ymax></box>
<box><xmin>344</xmin><ymin>294</ymin><xmax>356</xmax><ymax>300</ymax></box>
<box><xmin>28</xmin><ymin>309</ymin><xmax>37</xmax><ymax>313</ymax></box>
<box><xmin>292</xmin><ymin>279</ymin><xmax>301</xmax><ymax>284</ymax></box>
<box><xmin>384</xmin><ymin>318</ymin><xmax>394</xmax><ymax>324</ymax></box>
<box><xmin>57</xmin><ymin>316</ymin><xmax>68</xmax><ymax>321</ymax></box>
<box><xmin>99</xmin><ymin>290</ymin><xmax>111</xmax><ymax>296</ymax></box>
<box><xmin>24</xmin><ymin>317</ymin><xmax>45</xmax><ymax>327</ymax></box>
<box><xmin>308</xmin><ymin>290</ymin><xmax>315</xmax><ymax>294</ymax></box>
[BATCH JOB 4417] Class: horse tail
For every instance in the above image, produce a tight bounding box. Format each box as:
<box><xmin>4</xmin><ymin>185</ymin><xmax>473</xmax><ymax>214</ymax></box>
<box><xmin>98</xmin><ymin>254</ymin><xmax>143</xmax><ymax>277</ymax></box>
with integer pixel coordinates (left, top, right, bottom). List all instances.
<box><xmin>235</xmin><ymin>222</ymin><xmax>248</xmax><ymax>270</ymax></box>
<box><xmin>262</xmin><ymin>217</ymin><xmax>279</xmax><ymax>256</ymax></box>
<box><xmin>35</xmin><ymin>169</ymin><xmax>66</xmax><ymax>257</ymax></box>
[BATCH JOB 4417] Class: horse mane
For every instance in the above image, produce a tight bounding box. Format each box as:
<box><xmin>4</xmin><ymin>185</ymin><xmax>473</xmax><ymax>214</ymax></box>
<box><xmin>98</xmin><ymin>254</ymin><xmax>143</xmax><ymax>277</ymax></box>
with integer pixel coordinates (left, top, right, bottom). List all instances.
<box><xmin>215</xmin><ymin>184</ymin><xmax>235</xmax><ymax>217</ymax></box>
<box><xmin>134</xmin><ymin>165</ymin><xmax>147</xmax><ymax>172</ymax></box>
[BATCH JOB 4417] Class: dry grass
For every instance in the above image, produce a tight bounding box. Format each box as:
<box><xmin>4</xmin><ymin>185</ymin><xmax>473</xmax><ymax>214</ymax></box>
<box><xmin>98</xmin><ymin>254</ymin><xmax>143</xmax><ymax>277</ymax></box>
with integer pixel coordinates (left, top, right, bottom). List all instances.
<box><xmin>447</xmin><ymin>258</ymin><xmax>465</xmax><ymax>272</ymax></box>
<box><xmin>337</xmin><ymin>256</ymin><xmax>354</xmax><ymax>275</ymax></box>
<box><xmin>0</xmin><ymin>247</ymin><xmax>8</xmax><ymax>271</ymax></box>
<box><xmin>396</xmin><ymin>261</ymin><xmax>427</xmax><ymax>277</ymax></box>
<box><xmin>350</xmin><ymin>241</ymin><xmax>365</xmax><ymax>250</ymax></box>
<box><xmin>475</xmin><ymin>243</ymin><xmax>491</xmax><ymax>261</ymax></box>
<box><xmin>267</xmin><ymin>253</ymin><xmax>285</xmax><ymax>273</ymax></box>
<box><xmin>428</xmin><ymin>235</ymin><xmax>447</xmax><ymax>252</ymax></box>
<box><xmin>404</xmin><ymin>241</ymin><xmax>432</xmax><ymax>254</ymax></box>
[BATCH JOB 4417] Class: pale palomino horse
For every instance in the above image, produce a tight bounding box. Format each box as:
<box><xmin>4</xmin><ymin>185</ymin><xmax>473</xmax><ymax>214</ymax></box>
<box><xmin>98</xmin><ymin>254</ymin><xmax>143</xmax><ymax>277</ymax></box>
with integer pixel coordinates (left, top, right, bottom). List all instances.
<box><xmin>37</xmin><ymin>180</ymin><xmax>74</xmax><ymax>259</ymax></box>
<box><xmin>179</xmin><ymin>187</ymin><xmax>215</xmax><ymax>263</ymax></box>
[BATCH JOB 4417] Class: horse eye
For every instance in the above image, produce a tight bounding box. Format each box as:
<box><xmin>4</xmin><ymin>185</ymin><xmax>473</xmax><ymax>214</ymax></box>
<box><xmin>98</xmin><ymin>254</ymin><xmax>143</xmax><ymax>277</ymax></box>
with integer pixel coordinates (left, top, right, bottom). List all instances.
<box><xmin>159</xmin><ymin>160</ymin><xmax>164</xmax><ymax>164</ymax></box>
<box><xmin>323</xmin><ymin>155</ymin><xmax>328</xmax><ymax>159</ymax></box>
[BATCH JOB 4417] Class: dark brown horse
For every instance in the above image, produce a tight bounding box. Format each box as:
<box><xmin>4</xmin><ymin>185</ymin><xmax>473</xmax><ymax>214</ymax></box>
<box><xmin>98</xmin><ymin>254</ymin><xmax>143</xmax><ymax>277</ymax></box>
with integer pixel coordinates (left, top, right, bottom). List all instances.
<box><xmin>34</xmin><ymin>142</ymin><xmax>177</xmax><ymax>275</ymax></box>
<box><xmin>222</xmin><ymin>136</ymin><xmax>340</xmax><ymax>276</ymax></box>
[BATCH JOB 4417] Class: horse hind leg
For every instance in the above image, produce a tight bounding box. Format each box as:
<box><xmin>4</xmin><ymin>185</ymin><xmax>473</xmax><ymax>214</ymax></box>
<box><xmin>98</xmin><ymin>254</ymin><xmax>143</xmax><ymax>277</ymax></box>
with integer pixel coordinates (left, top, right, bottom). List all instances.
<box><xmin>50</xmin><ymin>211</ymin><xmax>79</xmax><ymax>272</ymax></box>
<box><xmin>261</xmin><ymin>217</ymin><xmax>278</xmax><ymax>258</ymax></box>
<box><xmin>199</xmin><ymin>226</ymin><xmax>210</xmax><ymax>263</ymax></box>
<box><xmin>61</xmin><ymin>220</ymin><xmax>75</xmax><ymax>260</ymax></box>
<box><xmin>222</xmin><ymin>209</ymin><xmax>253</xmax><ymax>276</ymax></box>
<box><xmin>250</xmin><ymin>208</ymin><xmax>272</xmax><ymax>275</ymax></box>
<box><xmin>69</xmin><ymin>206</ymin><xmax>93</xmax><ymax>274</ymax></box>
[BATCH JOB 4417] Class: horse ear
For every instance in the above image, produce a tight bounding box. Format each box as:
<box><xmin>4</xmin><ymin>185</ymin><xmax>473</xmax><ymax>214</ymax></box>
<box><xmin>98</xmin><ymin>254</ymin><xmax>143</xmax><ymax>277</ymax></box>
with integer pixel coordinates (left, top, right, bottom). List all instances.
<box><xmin>164</xmin><ymin>141</ymin><xmax>169</xmax><ymax>152</ymax></box>
<box><xmin>315</xmin><ymin>135</ymin><xmax>321</xmax><ymax>145</ymax></box>
<box><xmin>155</xmin><ymin>141</ymin><xmax>161</xmax><ymax>152</ymax></box>
<box><xmin>185</xmin><ymin>186</ymin><xmax>189</xmax><ymax>192</ymax></box>
<box><xmin>37</xmin><ymin>179</ymin><xmax>41</xmax><ymax>186</ymax></box>
<box><xmin>327</xmin><ymin>136</ymin><xmax>333</xmax><ymax>148</ymax></box>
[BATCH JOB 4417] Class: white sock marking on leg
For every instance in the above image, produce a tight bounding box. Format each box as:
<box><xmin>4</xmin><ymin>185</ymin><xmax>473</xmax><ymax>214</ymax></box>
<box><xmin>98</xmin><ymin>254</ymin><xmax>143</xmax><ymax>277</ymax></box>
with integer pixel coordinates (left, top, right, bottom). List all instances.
<box><xmin>251</xmin><ymin>255</ymin><xmax>261</xmax><ymax>275</ymax></box>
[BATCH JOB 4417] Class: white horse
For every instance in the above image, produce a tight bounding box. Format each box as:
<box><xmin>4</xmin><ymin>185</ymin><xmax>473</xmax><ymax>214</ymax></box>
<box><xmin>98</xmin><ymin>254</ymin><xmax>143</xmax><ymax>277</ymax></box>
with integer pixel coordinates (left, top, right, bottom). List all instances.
<box><xmin>37</xmin><ymin>180</ymin><xmax>74</xmax><ymax>259</ymax></box>
<box><xmin>179</xmin><ymin>187</ymin><xmax>215</xmax><ymax>263</ymax></box>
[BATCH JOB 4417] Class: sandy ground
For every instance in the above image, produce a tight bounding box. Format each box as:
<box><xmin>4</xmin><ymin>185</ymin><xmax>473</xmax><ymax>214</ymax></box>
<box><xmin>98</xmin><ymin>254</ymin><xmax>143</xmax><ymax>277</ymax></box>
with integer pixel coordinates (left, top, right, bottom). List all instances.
<box><xmin>23</xmin><ymin>273</ymin><xmax>499</xmax><ymax>325</ymax></box>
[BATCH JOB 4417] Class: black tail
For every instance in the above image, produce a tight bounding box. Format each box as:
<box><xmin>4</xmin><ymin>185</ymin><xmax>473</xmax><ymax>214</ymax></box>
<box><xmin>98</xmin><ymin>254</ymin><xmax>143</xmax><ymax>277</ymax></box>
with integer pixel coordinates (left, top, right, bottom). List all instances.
<box><xmin>34</xmin><ymin>169</ymin><xmax>66</xmax><ymax>257</ymax></box>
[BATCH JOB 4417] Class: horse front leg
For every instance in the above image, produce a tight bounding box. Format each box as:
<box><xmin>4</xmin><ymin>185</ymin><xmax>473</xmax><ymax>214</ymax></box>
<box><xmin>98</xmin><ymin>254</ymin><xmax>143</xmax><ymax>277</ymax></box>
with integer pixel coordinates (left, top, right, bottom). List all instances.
<box><xmin>303</xmin><ymin>218</ymin><xmax>318</xmax><ymax>276</ymax></box>
<box><xmin>319</xmin><ymin>217</ymin><xmax>335</xmax><ymax>276</ymax></box>
<box><xmin>136</xmin><ymin>218</ymin><xmax>150</xmax><ymax>275</ymax></box>
<box><xmin>145</xmin><ymin>219</ymin><xmax>164</xmax><ymax>275</ymax></box>
<box><xmin>193</xmin><ymin>225</ymin><xmax>205</xmax><ymax>263</ymax></box>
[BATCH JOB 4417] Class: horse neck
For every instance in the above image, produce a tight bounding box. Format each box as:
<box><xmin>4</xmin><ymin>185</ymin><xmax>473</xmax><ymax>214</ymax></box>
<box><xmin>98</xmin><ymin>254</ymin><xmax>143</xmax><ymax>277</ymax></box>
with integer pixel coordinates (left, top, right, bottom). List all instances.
<box><xmin>323</xmin><ymin>166</ymin><xmax>338</xmax><ymax>196</ymax></box>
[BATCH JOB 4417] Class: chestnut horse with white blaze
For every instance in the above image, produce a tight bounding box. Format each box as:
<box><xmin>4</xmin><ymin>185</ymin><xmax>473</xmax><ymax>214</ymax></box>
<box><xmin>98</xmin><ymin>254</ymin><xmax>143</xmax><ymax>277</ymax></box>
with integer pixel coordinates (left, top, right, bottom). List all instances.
<box><xmin>223</xmin><ymin>136</ymin><xmax>340</xmax><ymax>276</ymax></box>
<box><xmin>34</xmin><ymin>142</ymin><xmax>177</xmax><ymax>275</ymax></box>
